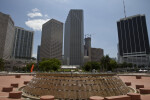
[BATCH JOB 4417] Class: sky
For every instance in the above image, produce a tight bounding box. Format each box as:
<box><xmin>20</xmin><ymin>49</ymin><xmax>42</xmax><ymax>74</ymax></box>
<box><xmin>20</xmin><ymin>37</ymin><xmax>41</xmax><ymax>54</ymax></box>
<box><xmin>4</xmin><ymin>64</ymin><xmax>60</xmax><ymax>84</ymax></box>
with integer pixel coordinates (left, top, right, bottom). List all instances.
<box><xmin>0</xmin><ymin>0</ymin><xmax>150</xmax><ymax>59</ymax></box>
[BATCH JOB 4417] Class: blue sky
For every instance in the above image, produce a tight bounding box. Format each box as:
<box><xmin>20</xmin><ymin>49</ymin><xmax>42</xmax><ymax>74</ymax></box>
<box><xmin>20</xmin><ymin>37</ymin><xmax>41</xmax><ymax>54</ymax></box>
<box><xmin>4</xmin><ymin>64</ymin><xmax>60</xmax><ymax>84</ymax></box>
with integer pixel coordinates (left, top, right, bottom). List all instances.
<box><xmin>0</xmin><ymin>0</ymin><xmax>150</xmax><ymax>58</ymax></box>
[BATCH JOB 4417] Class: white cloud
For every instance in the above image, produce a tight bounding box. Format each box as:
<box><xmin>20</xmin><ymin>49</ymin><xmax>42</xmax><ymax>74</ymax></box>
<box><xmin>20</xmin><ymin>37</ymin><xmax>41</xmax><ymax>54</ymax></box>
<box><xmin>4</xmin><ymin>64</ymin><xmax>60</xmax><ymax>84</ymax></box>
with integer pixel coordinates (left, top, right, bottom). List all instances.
<box><xmin>44</xmin><ymin>14</ymin><xmax>49</xmax><ymax>17</ymax></box>
<box><xmin>32</xmin><ymin>8</ymin><xmax>40</xmax><ymax>12</ymax></box>
<box><xmin>25</xmin><ymin>19</ymin><xmax>50</xmax><ymax>31</ymax></box>
<box><xmin>25</xmin><ymin>8</ymin><xmax>50</xmax><ymax>31</ymax></box>
<box><xmin>27</xmin><ymin>12</ymin><xmax>43</xmax><ymax>18</ymax></box>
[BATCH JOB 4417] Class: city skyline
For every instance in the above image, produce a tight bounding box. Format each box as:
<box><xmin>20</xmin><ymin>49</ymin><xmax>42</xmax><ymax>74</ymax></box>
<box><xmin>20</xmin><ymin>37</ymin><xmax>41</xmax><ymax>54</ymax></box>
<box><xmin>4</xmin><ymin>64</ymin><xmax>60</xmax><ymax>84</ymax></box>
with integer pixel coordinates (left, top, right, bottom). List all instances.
<box><xmin>0</xmin><ymin>0</ymin><xmax>150</xmax><ymax>58</ymax></box>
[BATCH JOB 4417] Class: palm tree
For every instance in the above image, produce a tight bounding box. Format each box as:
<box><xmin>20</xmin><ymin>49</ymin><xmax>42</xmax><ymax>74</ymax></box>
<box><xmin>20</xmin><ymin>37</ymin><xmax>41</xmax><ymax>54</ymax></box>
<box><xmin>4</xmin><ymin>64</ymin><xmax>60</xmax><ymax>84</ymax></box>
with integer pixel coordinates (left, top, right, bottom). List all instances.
<box><xmin>100</xmin><ymin>56</ymin><xmax>105</xmax><ymax>72</ymax></box>
<box><xmin>100</xmin><ymin>55</ymin><xmax>110</xmax><ymax>72</ymax></box>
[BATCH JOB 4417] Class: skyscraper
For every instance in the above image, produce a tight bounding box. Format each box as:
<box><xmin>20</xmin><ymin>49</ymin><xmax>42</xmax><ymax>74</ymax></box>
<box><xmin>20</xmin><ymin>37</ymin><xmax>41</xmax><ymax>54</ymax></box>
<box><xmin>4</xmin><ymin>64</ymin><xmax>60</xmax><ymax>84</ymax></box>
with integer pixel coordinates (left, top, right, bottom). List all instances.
<box><xmin>12</xmin><ymin>26</ymin><xmax>34</xmax><ymax>59</ymax></box>
<box><xmin>40</xmin><ymin>19</ymin><xmax>63</xmax><ymax>61</ymax></box>
<box><xmin>117</xmin><ymin>14</ymin><xmax>150</xmax><ymax>66</ymax></box>
<box><xmin>0</xmin><ymin>12</ymin><xmax>15</xmax><ymax>60</ymax></box>
<box><xmin>64</xmin><ymin>9</ymin><xmax>84</xmax><ymax>65</ymax></box>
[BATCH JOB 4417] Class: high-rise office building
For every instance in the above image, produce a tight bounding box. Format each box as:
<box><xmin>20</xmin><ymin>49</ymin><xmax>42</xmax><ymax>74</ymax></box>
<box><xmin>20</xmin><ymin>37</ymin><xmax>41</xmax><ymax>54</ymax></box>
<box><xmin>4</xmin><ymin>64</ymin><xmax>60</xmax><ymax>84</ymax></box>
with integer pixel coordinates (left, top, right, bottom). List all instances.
<box><xmin>12</xmin><ymin>26</ymin><xmax>34</xmax><ymax>59</ymax></box>
<box><xmin>64</xmin><ymin>9</ymin><xmax>84</xmax><ymax>65</ymax></box>
<box><xmin>117</xmin><ymin>14</ymin><xmax>150</xmax><ymax>66</ymax></box>
<box><xmin>0</xmin><ymin>12</ymin><xmax>15</xmax><ymax>60</ymax></box>
<box><xmin>40</xmin><ymin>19</ymin><xmax>63</xmax><ymax>61</ymax></box>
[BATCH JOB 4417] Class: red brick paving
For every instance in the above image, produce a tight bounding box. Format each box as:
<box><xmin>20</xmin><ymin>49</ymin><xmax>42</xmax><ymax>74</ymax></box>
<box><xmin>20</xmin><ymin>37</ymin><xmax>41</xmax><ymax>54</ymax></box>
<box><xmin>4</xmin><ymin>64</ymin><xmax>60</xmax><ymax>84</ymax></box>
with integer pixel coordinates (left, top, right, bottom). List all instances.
<box><xmin>0</xmin><ymin>75</ymin><xmax>33</xmax><ymax>100</ymax></box>
<box><xmin>141</xmin><ymin>95</ymin><xmax>150</xmax><ymax>100</ymax></box>
<box><xmin>119</xmin><ymin>76</ymin><xmax>150</xmax><ymax>89</ymax></box>
<box><xmin>0</xmin><ymin>92</ymin><xmax>8</xmax><ymax>97</ymax></box>
<box><xmin>119</xmin><ymin>75</ymin><xmax>150</xmax><ymax>100</ymax></box>
<box><xmin>0</xmin><ymin>97</ymin><xmax>23</xmax><ymax>100</ymax></box>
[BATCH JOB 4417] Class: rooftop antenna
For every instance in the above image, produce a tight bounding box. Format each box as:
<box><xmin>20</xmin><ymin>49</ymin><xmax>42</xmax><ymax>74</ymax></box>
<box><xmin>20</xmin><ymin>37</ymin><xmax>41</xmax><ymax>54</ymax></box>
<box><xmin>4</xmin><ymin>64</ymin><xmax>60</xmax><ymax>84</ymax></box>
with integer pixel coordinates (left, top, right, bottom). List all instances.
<box><xmin>123</xmin><ymin>0</ymin><xmax>127</xmax><ymax>18</ymax></box>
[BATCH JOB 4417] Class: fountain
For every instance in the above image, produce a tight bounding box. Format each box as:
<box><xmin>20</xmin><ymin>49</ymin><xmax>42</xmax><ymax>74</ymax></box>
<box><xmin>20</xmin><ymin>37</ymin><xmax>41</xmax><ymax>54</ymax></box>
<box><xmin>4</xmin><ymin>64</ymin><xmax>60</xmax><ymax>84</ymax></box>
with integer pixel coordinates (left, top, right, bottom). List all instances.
<box><xmin>21</xmin><ymin>73</ymin><xmax>134</xmax><ymax>99</ymax></box>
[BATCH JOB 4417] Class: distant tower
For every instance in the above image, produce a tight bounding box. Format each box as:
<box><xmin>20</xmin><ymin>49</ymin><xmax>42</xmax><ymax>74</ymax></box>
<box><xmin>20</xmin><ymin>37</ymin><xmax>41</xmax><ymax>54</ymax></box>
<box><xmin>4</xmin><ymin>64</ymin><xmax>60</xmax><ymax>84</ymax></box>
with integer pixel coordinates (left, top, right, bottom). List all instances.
<box><xmin>12</xmin><ymin>26</ymin><xmax>34</xmax><ymax>59</ymax></box>
<box><xmin>0</xmin><ymin>12</ymin><xmax>15</xmax><ymax>60</ymax></box>
<box><xmin>40</xmin><ymin>19</ymin><xmax>63</xmax><ymax>61</ymax></box>
<box><xmin>64</xmin><ymin>9</ymin><xmax>84</xmax><ymax>65</ymax></box>
<box><xmin>117</xmin><ymin>14</ymin><xmax>150</xmax><ymax>66</ymax></box>
<box><xmin>84</xmin><ymin>35</ymin><xmax>91</xmax><ymax>58</ymax></box>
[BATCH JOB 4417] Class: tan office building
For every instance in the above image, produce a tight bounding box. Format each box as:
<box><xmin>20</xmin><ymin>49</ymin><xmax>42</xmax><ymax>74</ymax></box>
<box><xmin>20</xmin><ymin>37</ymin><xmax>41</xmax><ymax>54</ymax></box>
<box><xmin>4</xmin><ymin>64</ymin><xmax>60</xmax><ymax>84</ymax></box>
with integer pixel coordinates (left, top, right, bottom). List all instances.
<box><xmin>91</xmin><ymin>48</ymin><xmax>104</xmax><ymax>62</ymax></box>
<box><xmin>0</xmin><ymin>12</ymin><xmax>15</xmax><ymax>60</ymax></box>
<box><xmin>40</xmin><ymin>19</ymin><xmax>63</xmax><ymax>61</ymax></box>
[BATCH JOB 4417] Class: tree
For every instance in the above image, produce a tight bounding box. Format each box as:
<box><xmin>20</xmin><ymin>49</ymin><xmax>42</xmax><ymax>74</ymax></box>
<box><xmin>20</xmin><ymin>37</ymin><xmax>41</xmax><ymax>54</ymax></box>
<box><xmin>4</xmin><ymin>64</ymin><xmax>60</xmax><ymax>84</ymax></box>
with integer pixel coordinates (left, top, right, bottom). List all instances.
<box><xmin>109</xmin><ymin>59</ymin><xmax>117</xmax><ymax>71</ymax></box>
<box><xmin>134</xmin><ymin>64</ymin><xmax>137</xmax><ymax>68</ymax></box>
<box><xmin>100</xmin><ymin>55</ymin><xmax>111</xmax><ymax>71</ymax></box>
<box><xmin>121</xmin><ymin>62</ymin><xmax>128</xmax><ymax>68</ymax></box>
<box><xmin>128</xmin><ymin>63</ymin><xmax>133</xmax><ymax>68</ymax></box>
<box><xmin>83</xmin><ymin>62</ymin><xmax>92</xmax><ymax>71</ymax></box>
<box><xmin>83</xmin><ymin>61</ymin><xmax>100</xmax><ymax>71</ymax></box>
<box><xmin>39</xmin><ymin>58</ymin><xmax>61</xmax><ymax>72</ymax></box>
<box><xmin>0</xmin><ymin>58</ymin><xmax>4</xmax><ymax>71</ymax></box>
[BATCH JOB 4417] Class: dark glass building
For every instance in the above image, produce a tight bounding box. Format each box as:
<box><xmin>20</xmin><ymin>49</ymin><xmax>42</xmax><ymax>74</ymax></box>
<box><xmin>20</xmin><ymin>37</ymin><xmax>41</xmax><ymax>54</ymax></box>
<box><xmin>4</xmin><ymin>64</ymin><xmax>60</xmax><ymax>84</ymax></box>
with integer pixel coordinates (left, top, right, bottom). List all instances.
<box><xmin>117</xmin><ymin>14</ymin><xmax>150</xmax><ymax>66</ymax></box>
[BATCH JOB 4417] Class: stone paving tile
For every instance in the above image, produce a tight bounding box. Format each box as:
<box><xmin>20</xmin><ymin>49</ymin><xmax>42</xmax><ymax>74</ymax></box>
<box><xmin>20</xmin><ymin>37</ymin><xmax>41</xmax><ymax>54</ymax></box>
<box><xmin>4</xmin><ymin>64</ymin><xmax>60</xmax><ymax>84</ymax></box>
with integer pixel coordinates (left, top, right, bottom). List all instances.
<box><xmin>119</xmin><ymin>76</ymin><xmax>150</xmax><ymax>100</ymax></box>
<box><xmin>0</xmin><ymin>75</ymin><xmax>33</xmax><ymax>90</ymax></box>
<box><xmin>0</xmin><ymin>97</ymin><xmax>23</xmax><ymax>100</ymax></box>
<box><xmin>0</xmin><ymin>75</ymin><xmax>33</xmax><ymax>100</ymax></box>
<box><xmin>141</xmin><ymin>95</ymin><xmax>150</xmax><ymax>100</ymax></box>
<box><xmin>0</xmin><ymin>92</ymin><xmax>8</xmax><ymax>97</ymax></box>
<box><xmin>119</xmin><ymin>76</ymin><xmax>150</xmax><ymax>89</ymax></box>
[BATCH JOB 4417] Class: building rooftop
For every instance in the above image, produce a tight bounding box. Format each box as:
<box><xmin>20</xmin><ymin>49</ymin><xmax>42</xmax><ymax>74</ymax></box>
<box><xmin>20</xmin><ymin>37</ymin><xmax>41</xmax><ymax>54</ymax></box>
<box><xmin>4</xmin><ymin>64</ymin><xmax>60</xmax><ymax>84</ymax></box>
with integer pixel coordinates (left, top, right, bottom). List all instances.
<box><xmin>117</xmin><ymin>14</ymin><xmax>145</xmax><ymax>22</ymax></box>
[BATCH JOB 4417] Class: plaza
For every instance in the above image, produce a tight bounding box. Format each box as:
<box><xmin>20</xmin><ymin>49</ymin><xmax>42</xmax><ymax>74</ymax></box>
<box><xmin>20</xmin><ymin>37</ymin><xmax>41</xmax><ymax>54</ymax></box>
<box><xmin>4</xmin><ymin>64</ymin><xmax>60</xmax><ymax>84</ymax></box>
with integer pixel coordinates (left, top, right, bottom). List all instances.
<box><xmin>0</xmin><ymin>73</ymin><xmax>150</xmax><ymax>100</ymax></box>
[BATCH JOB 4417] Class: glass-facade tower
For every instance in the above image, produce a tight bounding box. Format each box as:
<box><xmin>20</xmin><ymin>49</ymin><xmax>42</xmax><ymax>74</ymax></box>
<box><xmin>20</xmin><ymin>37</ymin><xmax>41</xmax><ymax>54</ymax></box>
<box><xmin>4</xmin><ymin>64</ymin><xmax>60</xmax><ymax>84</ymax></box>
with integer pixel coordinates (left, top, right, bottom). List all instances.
<box><xmin>117</xmin><ymin>14</ymin><xmax>150</xmax><ymax>66</ymax></box>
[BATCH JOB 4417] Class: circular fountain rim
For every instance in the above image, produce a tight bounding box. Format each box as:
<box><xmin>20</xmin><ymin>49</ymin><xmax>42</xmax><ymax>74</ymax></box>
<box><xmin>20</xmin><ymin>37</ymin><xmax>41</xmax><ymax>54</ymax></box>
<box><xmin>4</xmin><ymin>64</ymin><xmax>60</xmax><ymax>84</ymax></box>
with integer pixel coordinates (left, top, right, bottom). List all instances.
<box><xmin>20</xmin><ymin>86</ymin><xmax>136</xmax><ymax>100</ymax></box>
<box><xmin>21</xmin><ymin>73</ymin><xmax>134</xmax><ymax>99</ymax></box>
<box><xmin>19</xmin><ymin>86</ymin><xmax>40</xmax><ymax>100</ymax></box>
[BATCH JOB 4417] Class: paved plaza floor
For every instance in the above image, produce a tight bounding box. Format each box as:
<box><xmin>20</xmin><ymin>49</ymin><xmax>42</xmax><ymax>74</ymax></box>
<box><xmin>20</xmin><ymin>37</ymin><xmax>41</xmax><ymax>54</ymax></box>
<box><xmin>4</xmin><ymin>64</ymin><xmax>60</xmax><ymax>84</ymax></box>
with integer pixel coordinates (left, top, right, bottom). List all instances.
<box><xmin>0</xmin><ymin>73</ymin><xmax>150</xmax><ymax>100</ymax></box>
<box><xmin>0</xmin><ymin>75</ymin><xmax>33</xmax><ymax>100</ymax></box>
